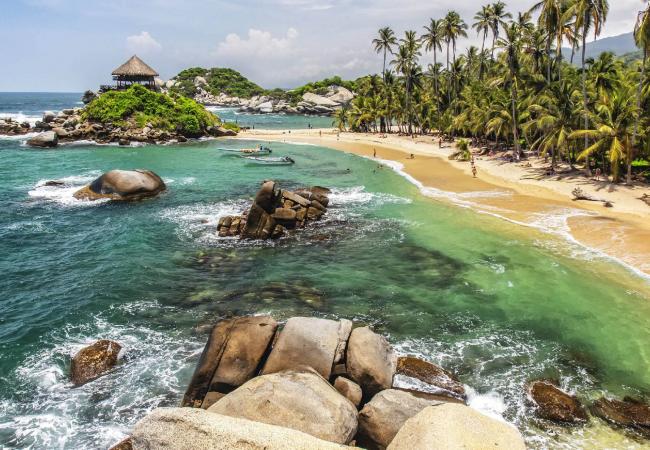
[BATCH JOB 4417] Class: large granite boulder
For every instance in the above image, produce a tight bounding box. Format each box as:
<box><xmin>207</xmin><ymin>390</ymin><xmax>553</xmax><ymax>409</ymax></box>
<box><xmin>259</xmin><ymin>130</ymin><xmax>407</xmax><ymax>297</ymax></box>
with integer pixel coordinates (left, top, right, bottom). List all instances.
<box><xmin>131</xmin><ymin>407</ymin><xmax>347</xmax><ymax>450</ymax></box>
<box><xmin>208</xmin><ymin>370</ymin><xmax>358</xmax><ymax>444</ymax></box>
<box><xmin>302</xmin><ymin>93</ymin><xmax>339</xmax><ymax>108</ymax></box>
<box><xmin>334</xmin><ymin>377</ymin><xmax>362</xmax><ymax>408</ymax></box>
<box><xmin>395</xmin><ymin>356</ymin><xmax>466</xmax><ymax>402</ymax></box>
<box><xmin>263</xmin><ymin>317</ymin><xmax>352</xmax><ymax>379</ymax></box>
<box><xmin>591</xmin><ymin>397</ymin><xmax>650</xmax><ymax>436</ymax></box>
<box><xmin>327</xmin><ymin>86</ymin><xmax>354</xmax><ymax>104</ymax></box>
<box><xmin>358</xmin><ymin>389</ymin><xmax>443</xmax><ymax>449</ymax></box>
<box><xmin>73</xmin><ymin>169</ymin><xmax>166</xmax><ymax>201</ymax></box>
<box><xmin>70</xmin><ymin>339</ymin><xmax>122</xmax><ymax>386</ymax></box>
<box><xmin>82</xmin><ymin>90</ymin><xmax>98</xmax><ymax>104</ymax></box>
<box><xmin>387</xmin><ymin>404</ymin><xmax>526</xmax><ymax>450</ymax></box>
<box><xmin>528</xmin><ymin>380</ymin><xmax>587</xmax><ymax>423</ymax></box>
<box><xmin>182</xmin><ymin>316</ymin><xmax>277</xmax><ymax>407</ymax></box>
<box><xmin>26</xmin><ymin>131</ymin><xmax>58</xmax><ymax>148</ymax></box>
<box><xmin>347</xmin><ymin>327</ymin><xmax>396</xmax><ymax>398</ymax></box>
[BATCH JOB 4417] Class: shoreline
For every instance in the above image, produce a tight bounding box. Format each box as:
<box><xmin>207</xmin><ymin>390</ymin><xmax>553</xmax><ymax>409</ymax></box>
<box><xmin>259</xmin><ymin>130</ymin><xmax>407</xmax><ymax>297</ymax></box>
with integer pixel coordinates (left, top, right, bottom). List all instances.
<box><xmin>236</xmin><ymin>128</ymin><xmax>650</xmax><ymax>280</ymax></box>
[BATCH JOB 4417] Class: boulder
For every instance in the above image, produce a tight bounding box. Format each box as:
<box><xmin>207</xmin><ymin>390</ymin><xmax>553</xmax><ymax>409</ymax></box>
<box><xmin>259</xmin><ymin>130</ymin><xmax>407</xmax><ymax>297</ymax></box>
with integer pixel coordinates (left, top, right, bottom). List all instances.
<box><xmin>591</xmin><ymin>397</ymin><xmax>650</xmax><ymax>435</ymax></box>
<box><xmin>282</xmin><ymin>190</ymin><xmax>311</xmax><ymax>207</ymax></box>
<box><xmin>527</xmin><ymin>380</ymin><xmax>587</xmax><ymax>424</ymax></box>
<box><xmin>201</xmin><ymin>392</ymin><xmax>226</xmax><ymax>410</ymax></box>
<box><xmin>334</xmin><ymin>377</ymin><xmax>362</xmax><ymax>408</ymax></box>
<box><xmin>272</xmin><ymin>207</ymin><xmax>297</xmax><ymax>222</ymax></box>
<box><xmin>70</xmin><ymin>339</ymin><xmax>122</xmax><ymax>386</ymax></box>
<box><xmin>255</xmin><ymin>181</ymin><xmax>281</xmax><ymax>213</ymax></box>
<box><xmin>358</xmin><ymin>389</ymin><xmax>444</xmax><ymax>449</ymax></box>
<box><xmin>347</xmin><ymin>327</ymin><xmax>396</xmax><ymax>398</ymax></box>
<box><xmin>73</xmin><ymin>169</ymin><xmax>166</xmax><ymax>201</ymax></box>
<box><xmin>387</xmin><ymin>404</ymin><xmax>526</xmax><ymax>450</ymax></box>
<box><xmin>42</xmin><ymin>111</ymin><xmax>56</xmax><ymax>123</ymax></box>
<box><xmin>26</xmin><ymin>131</ymin><xmax>58</xmax><ymax>148</ymax></box>
<box><xmin>263</xmin><ymin>317</ymin><xmax>351</xmax><ymax>379</ymax></box>
<box><xmin>208</xmin><ymin>370</ymin><xmax>358</xmax><ymax>444</ymax></box>
<box><xmin>257</xmin><ymin>101</ymin><xmax>274</xmax><ymax>113</ymax></box>
<box><xmin>182</xmin><ymin>316</ymin><xmax>277</xmax><ymax>407</ymax></box>
<box><xmin>327</xmin><ymin>86</ymin><xmax>354</xmax><ymax>104</ymax></box>
<box><xmin>82</xmin><ymin>90</ymin><xmax>98</xmax><ymax>104</ymax></box>
<box><xmin>302</xmin><ymin>92</ymin><xmax>339</xmax><ymax>107</ymax></box>
<box><xmin>131</xmin><ymin>407</ymin><xmax>347</xmax><ymax>450</ymax></box>
<box><xmin>108</xmin><ymin>437</ymin><xmax>132</xmax><ymax>450</ymax></box>
<box><xmin>241</xmin><ymin>203</ymin><xmax>273</xmax><ymax>239</ymax></box>
<box><xmin>395</xmin><ymin>356</ymin><xmax>466</xmax><ymax>402</ymax></box>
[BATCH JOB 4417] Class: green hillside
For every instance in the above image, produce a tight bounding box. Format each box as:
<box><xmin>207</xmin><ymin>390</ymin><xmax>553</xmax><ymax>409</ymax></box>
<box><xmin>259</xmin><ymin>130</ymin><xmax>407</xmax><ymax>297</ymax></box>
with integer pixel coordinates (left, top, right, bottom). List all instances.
<box><xmin>171</xmin><ymin>68</ymin><xmax>266</xmax><ymax>98</ymax></box>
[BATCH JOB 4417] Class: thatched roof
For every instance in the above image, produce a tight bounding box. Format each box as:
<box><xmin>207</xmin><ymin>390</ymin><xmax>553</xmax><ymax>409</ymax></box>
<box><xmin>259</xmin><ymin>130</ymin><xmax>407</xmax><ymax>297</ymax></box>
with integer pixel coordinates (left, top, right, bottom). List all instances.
<box><xmin>112</xmin><ymin>55</ymin><xmax>159</xmax><ymax>77</ymax></box>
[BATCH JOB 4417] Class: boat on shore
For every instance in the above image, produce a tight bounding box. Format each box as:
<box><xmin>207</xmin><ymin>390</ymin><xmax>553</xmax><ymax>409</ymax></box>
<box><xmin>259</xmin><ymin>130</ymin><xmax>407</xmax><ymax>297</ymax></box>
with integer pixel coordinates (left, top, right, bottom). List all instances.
<box><xmin>242</xmin><ymin>156</ymin><xmax>295</xmax><ymax>165</ymax></box>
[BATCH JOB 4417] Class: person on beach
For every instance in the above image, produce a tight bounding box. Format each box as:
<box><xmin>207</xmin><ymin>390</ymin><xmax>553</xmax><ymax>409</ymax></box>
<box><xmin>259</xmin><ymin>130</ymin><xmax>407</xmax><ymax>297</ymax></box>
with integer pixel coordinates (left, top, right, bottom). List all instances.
<box><xmin>471</xmin><ymin>159</ymin><xmax>477</xmax><ymax>178</ymax></box>
<box><xmin>319</xmin><ymin>130</ymin><xmax>322</xmax><ymax>137</ymax></box>
<box><xmin>407</xmin><ymin>153</ymin><xmax>415</xmax><ymax>159</ymax></box>
<box><xmin>595</xmin><ymin>168</ymin><xmax>602</xmax><ymax>181</ymax></box>
<box><xmin>373</xmin><ymin>148</ymin><xmax>377</xmax><ymax>158</ymax></box>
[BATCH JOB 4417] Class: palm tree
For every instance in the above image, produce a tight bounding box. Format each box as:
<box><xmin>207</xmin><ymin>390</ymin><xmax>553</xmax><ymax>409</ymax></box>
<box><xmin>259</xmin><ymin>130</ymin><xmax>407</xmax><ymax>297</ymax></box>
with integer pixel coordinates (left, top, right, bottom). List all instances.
<box><xmin>489</xmin><ymin>1</ymin><xmax>513</xmax><ymax>60</ymax></box>
<box><xmin>633</xmin><ymin>2</ymin><xmax>650</xmax><ymax>183</ymax></box>
<box><xmin>333</xmin><ymin>104</ymin><xmax>350</xmax><ymax>131</ymax></box>
<box><xmin>391</xmin><ymin>36</ymin><xmax>421</xmax><ymax>135</ymax></box>
<box><xmin>473</xmin><ymin>5</ymin><xmax>493</xmax><ymax>78</ymax></box>
<box><xmin>530</xmin><ymin>0</ymin><xmax>562</xmax><ymax>84</ymax></box>
<box><xmin>422</xmin><ymin>19</ymin><xmax>444</xmax><ymax>95</ymax></box>
<box><xmin>443</xmin><ymin>11</ymin><xmax>468</xmax><ymax>71</ymax></box>
<box><xmin>497</xmin><ymin>22</ymin><xmax>523</xmax><ymax>160</ymax></box>
<box><xmin>524</xmin><ymin>80</ymin><xmax>580</xmax><ymax>168</ymax></box>
<box><xmin>373</xmin><ymin>27</ymin><xmax>398</xmax><ymax>82</ymax></box>
<box><xmin>570</xmin><ymin>83</ymin><xmax>637</xmax><ymax>182</ymax></box>
<box><xmin>570</xmin><ymin>0</ymin><xmax>609</xmax><ymax>175</ymax></box>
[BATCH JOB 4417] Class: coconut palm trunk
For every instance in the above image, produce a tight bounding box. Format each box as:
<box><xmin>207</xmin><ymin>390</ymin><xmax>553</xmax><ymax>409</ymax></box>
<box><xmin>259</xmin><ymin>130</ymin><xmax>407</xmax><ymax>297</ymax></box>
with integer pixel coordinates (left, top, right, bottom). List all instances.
<box><xmin>581</xmin><ymin>18</ymin><xmax>592</xmax><ymax>176</ymax></box>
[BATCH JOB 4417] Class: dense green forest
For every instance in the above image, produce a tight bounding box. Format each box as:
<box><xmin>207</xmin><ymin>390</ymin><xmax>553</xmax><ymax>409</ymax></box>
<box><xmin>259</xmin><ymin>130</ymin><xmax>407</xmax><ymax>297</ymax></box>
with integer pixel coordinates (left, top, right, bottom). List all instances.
<box><xmin>332</xmin><ymin>1</ymin><xmax>650</xmax><ymax>184</ymax></box>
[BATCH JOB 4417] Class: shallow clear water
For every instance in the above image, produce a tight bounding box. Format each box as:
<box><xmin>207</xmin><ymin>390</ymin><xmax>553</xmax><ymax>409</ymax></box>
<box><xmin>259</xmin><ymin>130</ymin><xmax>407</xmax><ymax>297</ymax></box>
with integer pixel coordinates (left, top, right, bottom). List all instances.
<box><xmin>2</xmin><ymin>94</ymin><xmax>650</xmax><ymax>449</ymax></box>
<box><xmin>210</xmin><ymin>106</ymin><xmax>334</xmax><ymax>130</ymax></box>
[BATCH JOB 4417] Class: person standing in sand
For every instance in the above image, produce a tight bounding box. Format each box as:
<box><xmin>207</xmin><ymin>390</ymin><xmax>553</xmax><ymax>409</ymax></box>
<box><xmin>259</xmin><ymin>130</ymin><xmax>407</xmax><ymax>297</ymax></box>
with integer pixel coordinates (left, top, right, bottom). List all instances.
<box><xmin>373</xmin><ymin>148</ymin><xmax>377</xmax><ymax>158</ymax></box>
<box><xmin>471</xmin><ymin>158</ymin><xmax>477</xmax><ymax>178</ymax></box>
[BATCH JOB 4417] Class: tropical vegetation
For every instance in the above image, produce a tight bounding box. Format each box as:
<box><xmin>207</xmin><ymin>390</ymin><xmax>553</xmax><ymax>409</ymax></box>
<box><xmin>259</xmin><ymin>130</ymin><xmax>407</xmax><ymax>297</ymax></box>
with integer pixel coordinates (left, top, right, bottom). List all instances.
<box><xmin>339</xmin><ymin>1</ymin><xmax>650</xmax><ymax>184</ymax></box>
<box><xmin>83</xmin><ymin>84</ymin><xmax>222</xmax><ymax>136</ymax></box>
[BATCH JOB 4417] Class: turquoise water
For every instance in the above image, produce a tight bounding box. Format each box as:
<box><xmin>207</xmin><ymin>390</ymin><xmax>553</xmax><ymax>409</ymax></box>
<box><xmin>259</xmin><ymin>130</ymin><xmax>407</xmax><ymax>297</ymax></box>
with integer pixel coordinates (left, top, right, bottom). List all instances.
<box><xmin>211</xmin><ymin>106</ymin><xmax>334</xmax><ymax>130</ymax></box>
<box><xmin>1</xmin><ymin>94</ymin><xmax>650</xmax><ymax>449</ymax></box>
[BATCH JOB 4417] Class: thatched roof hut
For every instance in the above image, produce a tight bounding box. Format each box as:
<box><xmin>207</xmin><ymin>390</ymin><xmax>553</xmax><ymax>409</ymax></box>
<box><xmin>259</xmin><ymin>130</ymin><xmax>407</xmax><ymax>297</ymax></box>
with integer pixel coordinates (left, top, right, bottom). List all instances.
<box><xmin>110</xmin><ymin>55</ymin><xmax>159</xmax><ymax>90</ymax></box>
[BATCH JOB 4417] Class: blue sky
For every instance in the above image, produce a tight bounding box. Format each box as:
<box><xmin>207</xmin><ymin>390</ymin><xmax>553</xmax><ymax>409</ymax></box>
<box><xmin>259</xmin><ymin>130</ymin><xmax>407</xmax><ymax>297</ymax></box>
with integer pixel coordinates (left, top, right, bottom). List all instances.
<box><xmin>0</xmin><ymin>0</ymin><xmax>641</xmax><ymax>92</ymax></box>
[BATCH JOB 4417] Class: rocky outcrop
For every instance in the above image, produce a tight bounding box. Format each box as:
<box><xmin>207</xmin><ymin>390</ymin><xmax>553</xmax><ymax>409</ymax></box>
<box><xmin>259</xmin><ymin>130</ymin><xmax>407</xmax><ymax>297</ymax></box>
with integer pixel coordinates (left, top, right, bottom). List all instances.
<box><xmin>217</xmin><ymin>182</ymin><xmax>331</xmax><ymax>240</ymax></box>
<box><xmin>347</xmin><ymin>326</ymin><xmax>397</xmax><ymax>398</ymax></box>
<box><xmin>395</xmin><ymin>356</ymin><xmax>466</xmax><ymax>402</ymax></box>
<box><xmin>527</xmin><ymin>380</ymin><xmax>587</xmax><ymax>424</ymax></box>
<box><xmin>169</xmin><ymin>77</ymin><xmax>355</xmax><ymax>116</ymax></box>
<box><xmin>70</xmin><ymin>339</ymin><xmax>122</xmax><ymax>386</ymax></box>
<box><xmin>262</xmin><ymin>317</ymin><xmax>351</xmax><ymax>379</ymax></box>
<box><xmin>387</xmin><ymin>404</ymin><xmax>526</xmax><ymax>450</ymax></box>
<box><xmin>73</xmin><ymin>169</ymin><xmax>166</xmax><ymax>202</ymax></box>
<box><xmin>591</xmin><ymin>397</ymin><xmax>650</xmax><ymax>436</ymax></box>
<box><xmin>358</xmin><ymin>389</ymin><xmax>444</xmax><ymax>449</ymax></box>
<box><xmin>131</xmin><ymin>407</ymin><xmax>347</xmax><ymax>450</ymax></box>
<box><xmin>208</xmin><ymin>370</ymin><xmax>358</xmax><ymax>444</ymax></box>
<box><xmin>26</xmin><ymin>131</ymin><xmax>59</xmax><ymax>148</ymax></box>
<box><xmin>0</xmin><ymin>118</ymin><xmax>33</xmax><ymax>136</ymax></box>
<box><xmin>2</xmin><ymin>102</ymin><xmax>236</xmax><ymax>144</ymax></box>
<box><xmin>182</xmin><ymin>316</ymin><xmax>278</xmax><ymax>407</ymax></box>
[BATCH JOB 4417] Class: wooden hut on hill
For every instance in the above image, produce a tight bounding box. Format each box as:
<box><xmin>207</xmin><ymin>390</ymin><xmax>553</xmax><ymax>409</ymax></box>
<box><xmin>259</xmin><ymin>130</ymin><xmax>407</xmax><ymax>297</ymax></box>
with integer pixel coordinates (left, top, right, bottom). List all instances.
<box><xmin>101</xmin><ymin>55</ymin><xmax>159</xmax><ymax>92</ymax></box>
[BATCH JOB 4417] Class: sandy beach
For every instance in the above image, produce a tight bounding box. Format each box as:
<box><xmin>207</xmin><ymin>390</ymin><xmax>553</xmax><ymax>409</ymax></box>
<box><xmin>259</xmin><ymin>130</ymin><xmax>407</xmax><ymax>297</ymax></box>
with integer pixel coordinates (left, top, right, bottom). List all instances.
<box><xmin>237</xmin><ymin>128</ymin><xmax>650</xmax><ymax>278</ymax></box>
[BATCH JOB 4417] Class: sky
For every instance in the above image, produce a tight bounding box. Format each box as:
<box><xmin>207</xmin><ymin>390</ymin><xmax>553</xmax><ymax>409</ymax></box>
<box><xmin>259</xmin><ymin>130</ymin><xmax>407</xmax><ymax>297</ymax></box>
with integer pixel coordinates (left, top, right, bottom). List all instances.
<box><xmin>0</xmin><ymin>0</ymin><xmax>643</xmax><ymax>92</ymax></box>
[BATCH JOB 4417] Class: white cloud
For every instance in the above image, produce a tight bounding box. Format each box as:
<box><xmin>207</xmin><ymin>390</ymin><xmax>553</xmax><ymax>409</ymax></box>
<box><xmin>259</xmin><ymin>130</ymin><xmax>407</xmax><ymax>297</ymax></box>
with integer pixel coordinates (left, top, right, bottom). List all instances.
<box><xmin>126</xmin><ymin>31</ymin><xmax>162</xmax><ymax>54</ymax></box>
<box><xmin>215</xmin><ymin>28</ymin><xmax>299</xmax><ymax>58</ymax></box>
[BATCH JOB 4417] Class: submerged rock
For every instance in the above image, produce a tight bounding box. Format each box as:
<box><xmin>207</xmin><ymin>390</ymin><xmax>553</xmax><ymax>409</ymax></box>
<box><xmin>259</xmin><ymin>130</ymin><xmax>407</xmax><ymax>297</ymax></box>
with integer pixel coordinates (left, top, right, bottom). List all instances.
<box><xmin>73</xmin><ymin>169</ymin><xmax>166</xmax><ymax>201</ymax></box>
<box><xmin>208</xmin><ymin>369</ymin><xmax>358</xmax><ymax>444</ymax></box>
<box><xmin>132</xmin><ymin>407</ymin><xmax>347</xmax><ymax>449</ymax></box>
<box><xmin>27</xmin><ymin>131</ymin><xmax>59</xmax><ymax>148</ymax></box>
<box><xmin>527</xmin><ymin>380</ymin><xmax>587</xmax><ymax>424</ymax></box>
<box><xmin>591</xmin><ymin>397</ymin><xmax>650</xmax><ymax>436</ymax></box>
<box><xmin>70</xmin><ymin>339</ymin><xmax>122</xmax><ymax>386</ymax></box>
<box><xmin>395</xmin><ymin>356</ymin><xmax>466</xmax><ymax>402</ymax></box>
<box><xmin>387</xmin><ymin>403</ymin><xmax>526</xmax><ymax>450</ymax></box>
<box><xmin>347</xmin><ymin>326</ymin><xmax>397</xmax><ymax>398</ymax></box>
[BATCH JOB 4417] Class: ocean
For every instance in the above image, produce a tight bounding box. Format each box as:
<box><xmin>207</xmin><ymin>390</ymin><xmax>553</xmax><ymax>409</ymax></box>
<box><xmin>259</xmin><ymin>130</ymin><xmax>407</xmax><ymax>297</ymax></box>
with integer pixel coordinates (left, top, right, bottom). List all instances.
<box><xmin>1</xmin><ymin>93</ymin><xmax>650</xmax><ymax>449</ymax></box>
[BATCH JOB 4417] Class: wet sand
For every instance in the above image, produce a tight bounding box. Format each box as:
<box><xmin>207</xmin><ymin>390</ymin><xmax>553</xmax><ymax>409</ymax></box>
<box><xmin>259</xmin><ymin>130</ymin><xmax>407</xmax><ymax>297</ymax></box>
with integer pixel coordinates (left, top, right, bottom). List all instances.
<box><xmin>236</xmin><ymin>128</ymin><xmax>650</xmax><ymax>279</ymax></box>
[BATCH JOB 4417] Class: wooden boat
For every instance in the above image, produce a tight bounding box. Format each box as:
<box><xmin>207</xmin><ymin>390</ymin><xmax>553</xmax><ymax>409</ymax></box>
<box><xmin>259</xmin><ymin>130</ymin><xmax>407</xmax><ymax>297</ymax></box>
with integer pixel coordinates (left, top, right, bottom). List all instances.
<box><xmin>217</xmin><ymin>146</ymin><xmax>272</xmax><ymax>155</ymax></box>
<box><xmin>242</xmin><ymin>156</ymin><xmax>296</xmax><ymax>165</ymax></box>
